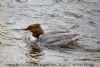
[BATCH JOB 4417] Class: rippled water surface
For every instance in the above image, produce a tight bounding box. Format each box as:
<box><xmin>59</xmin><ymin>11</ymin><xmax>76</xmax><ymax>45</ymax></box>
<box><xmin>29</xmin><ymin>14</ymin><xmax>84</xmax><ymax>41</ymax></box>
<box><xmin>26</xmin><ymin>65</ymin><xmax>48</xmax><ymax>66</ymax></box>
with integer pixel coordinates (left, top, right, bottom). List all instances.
<box><xmin>0</xmin><ymin>0</ymin><xmax>100</xmax><ymax>66</ymax></box>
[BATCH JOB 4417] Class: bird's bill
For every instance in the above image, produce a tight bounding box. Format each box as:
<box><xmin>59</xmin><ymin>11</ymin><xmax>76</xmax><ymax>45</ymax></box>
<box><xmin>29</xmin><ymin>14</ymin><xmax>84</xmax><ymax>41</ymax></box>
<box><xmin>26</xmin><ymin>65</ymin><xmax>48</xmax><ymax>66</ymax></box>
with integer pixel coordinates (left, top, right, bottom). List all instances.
<box><xmin>20</xmin><ymin>28</ymin><xmax>28</xmax><ymax>31</ymax></box>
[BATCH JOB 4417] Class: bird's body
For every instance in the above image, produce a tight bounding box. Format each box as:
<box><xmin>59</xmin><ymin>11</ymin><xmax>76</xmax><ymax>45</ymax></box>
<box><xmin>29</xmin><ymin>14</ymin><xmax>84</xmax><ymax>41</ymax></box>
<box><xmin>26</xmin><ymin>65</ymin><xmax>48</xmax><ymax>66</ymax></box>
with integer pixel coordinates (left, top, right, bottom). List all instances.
<box><xmin>22</xmin><ymin>23</ymin><xmax>79</xmax><ymax>48</ymax></box>
<box><xmin>37</xmin><ymin>32</ymin><xmax>78</xmax><ymax>48</ymax></box>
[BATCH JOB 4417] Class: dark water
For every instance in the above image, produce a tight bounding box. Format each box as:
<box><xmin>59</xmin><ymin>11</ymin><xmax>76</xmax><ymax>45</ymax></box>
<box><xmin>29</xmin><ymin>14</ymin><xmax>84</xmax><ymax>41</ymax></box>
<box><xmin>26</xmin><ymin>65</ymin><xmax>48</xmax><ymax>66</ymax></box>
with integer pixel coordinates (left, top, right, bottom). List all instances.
<box><xmin>0</xmin><ymin>0</ymin><xmax>100</xmax><ymax>67</ymax></box>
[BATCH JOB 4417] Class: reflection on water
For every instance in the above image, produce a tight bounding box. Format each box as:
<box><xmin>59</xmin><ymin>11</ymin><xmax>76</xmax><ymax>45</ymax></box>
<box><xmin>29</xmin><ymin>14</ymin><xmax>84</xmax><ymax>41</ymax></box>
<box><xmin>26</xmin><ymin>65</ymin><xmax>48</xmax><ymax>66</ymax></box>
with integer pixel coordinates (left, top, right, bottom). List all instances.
<box><xmin>27</xmin><ymin>45</ymin><xmax>43</xmax><ymax>64</ymax></box>
<box><xmin>23</xmin><ymin>33</ymin><xmax>43</xmax><ymax>64</ymax></box>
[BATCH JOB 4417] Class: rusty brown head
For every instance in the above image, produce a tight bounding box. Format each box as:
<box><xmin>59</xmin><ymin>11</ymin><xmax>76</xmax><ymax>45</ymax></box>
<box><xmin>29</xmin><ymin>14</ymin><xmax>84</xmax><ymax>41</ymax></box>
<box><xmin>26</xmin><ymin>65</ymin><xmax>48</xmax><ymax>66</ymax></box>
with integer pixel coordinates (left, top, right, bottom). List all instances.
<box><xmin>22</xmin><ymin>23</ymin><xmax>44</xmax><ymax>38</ymax></box>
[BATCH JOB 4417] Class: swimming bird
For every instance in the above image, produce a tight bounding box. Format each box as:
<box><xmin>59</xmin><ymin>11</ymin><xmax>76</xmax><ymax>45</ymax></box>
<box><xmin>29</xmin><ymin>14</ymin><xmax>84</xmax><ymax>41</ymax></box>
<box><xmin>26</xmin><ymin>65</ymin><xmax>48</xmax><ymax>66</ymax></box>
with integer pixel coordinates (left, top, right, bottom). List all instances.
<box><xmin>22</xmin><ymin>23</ymin><xmax>79</xmax><ymax>48</ymax></box>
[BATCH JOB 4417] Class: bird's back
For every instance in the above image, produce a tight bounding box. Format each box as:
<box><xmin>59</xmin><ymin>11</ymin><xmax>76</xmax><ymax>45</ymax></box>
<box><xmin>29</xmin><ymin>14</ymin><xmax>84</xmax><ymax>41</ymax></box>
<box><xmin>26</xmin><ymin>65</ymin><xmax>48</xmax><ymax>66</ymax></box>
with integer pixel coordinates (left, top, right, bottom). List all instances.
<box><xmin>37</xmin><ymin>32</ymin><xmax>78</xmax><ymax>47</ymax></box>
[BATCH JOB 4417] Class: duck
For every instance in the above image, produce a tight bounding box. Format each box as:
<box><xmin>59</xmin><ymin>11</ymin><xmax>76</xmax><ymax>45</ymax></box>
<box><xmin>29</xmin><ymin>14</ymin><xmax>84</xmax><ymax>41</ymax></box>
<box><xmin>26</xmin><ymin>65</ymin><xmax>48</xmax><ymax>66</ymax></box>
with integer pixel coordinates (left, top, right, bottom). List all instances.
<box><xmin>22</xmin><ymin>23</ymin><xmax>79</xmax><ymax>48</ymax></box>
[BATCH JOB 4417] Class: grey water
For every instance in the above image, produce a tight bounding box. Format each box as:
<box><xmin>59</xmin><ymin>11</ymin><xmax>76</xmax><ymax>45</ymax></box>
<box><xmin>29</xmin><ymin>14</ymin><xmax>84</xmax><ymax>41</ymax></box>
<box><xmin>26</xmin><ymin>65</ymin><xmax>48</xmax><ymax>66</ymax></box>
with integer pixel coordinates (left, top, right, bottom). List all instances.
<box><xmin>0</xmin><ymin>0</ymin><xmax>100</xmax><ymax>66</ymax></box>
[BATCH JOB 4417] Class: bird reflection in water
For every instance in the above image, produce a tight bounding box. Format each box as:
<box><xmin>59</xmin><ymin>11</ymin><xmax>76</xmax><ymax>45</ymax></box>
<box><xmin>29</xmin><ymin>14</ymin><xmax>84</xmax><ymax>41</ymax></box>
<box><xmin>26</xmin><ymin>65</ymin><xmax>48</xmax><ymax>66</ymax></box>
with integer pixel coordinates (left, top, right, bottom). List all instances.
<box><xmin>27</xmin><ymin>45</ymin><xmax>43</xmax><ymax>64</ymax></box>
<box><xmin>23</xmin><ymin>34</ymin><xmax>43</xmax><ymax>64</ymax></box>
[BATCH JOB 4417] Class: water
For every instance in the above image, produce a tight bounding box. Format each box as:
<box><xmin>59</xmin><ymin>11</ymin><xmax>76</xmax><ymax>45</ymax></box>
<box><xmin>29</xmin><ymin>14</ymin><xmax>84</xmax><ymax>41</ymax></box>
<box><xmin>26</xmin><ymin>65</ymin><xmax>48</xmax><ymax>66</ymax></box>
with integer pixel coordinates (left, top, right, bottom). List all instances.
<box><xmin>0</xmin><ymin>0</ymin><xmax>100</xmax><ymax>66</ymax></box>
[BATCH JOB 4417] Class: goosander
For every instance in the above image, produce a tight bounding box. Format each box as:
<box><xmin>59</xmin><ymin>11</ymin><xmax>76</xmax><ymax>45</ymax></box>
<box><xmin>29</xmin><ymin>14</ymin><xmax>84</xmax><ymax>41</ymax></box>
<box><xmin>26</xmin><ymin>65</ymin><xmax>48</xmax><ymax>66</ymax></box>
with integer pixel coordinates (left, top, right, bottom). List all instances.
<box><xmin>22</xmin><ymin>23</ymin><xmax>79</xmax><ymax>48</ymax></box>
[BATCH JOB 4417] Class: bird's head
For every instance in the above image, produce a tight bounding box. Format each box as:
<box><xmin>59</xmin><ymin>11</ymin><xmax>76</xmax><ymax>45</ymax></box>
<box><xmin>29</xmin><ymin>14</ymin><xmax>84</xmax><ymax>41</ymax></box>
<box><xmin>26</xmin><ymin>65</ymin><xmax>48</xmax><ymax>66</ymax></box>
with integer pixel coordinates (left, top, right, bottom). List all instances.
<box><xmin>22</xmin><ymin>23</ymin><xmax>44</xmax><ymax>38</ymax></box>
